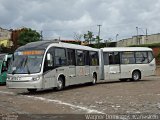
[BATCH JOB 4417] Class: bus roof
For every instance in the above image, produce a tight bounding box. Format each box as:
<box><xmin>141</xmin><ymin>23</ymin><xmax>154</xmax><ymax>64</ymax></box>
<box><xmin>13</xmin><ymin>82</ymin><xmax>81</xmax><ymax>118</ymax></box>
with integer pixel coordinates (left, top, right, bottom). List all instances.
<box><xmin>16</xmin><ymin>41</ymin><xmax>55</xmax><ymax>51</ymax></box>
<box><xmin>17</xmin><ymin>41</ymin><xmax>99</xmax><ymax>51</ymax></box>
<box><xmin>101</xmin><ymin>47</ymin><xmax>152</xmax><ymax>52</ymax></box>
<box><xmin>49</xmin><ymin>42</ymin><xmax>98</xmax><ymax>51</ymax></box>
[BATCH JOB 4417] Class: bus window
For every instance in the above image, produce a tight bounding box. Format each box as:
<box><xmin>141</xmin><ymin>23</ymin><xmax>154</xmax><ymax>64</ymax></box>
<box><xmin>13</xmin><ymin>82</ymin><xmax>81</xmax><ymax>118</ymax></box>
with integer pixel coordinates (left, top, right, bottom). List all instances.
<box><xmin>103</xmin><ymin>53</ymin><xmax>109</xmax><ymax>65</ymax></box>
<box><xmin>47</xmin><ymin>53</ymin><xmax>53</xmax><ymax>67</ymax></box>
<box><xmin>90</xmin><ymin>51</ymin><xmax>99</xmax><ymax>66</ymax></box>
<box><xmin>76</xmin><ymin>50</ymin><xmax>84</xmax><ymax>66</ymax></box>
<box><xmin>84</xmin><ymin>51</ymin><xmax>89</xmax><ymax>65</ymax></box>
<box><xmin>54</xmin><ymin>48</ymin><xmax>67</xmax><ymax>66</ymax></box>
<box><xmin>67</xmin><ymin>49</ymin><xmax>76</xmax><ymax>65</ymax></box>
<box><xmin>121</xmin><ymin>52</ymin><xmax>135</xmax><ymax>64</ymax></box>
<box><xmin>109</xmin><ymin>53</ymin><xmax>114</xmax><ymax>64</ymax></box>
<box><xmin>148</xmin><ymin>51</ymin><xmax>154</xmax><ymax>63</ymax></box>
<box><xmin>135</xmin><ymin>52</ymin><xmax>148</xmax><ymax>64</ymax></box>
<box><xmin>109</xmin><ymin>52</ymin><xmax>120</xmax><ymax>65</ymax></box>
<box><xmin>44</xmin><ymin>48</ymin><xmax>54</xmax><ymax>72</ymax></box>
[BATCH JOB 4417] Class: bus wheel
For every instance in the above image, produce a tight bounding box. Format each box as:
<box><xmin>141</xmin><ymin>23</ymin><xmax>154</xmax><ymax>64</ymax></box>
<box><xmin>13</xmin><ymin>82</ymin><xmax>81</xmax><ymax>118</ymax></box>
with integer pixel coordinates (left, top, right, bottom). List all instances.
<box><xmin>56</xmin><ymin>77</ymin><xmax>64</xmax><ymax>91</ymax></box>
<box><xmin>92</xmin><ymin>74</ymin><xmax>97</xmax><ymax>85</ymax></box>
<box><xmin>132</xmin><ymin>71</ymin><xmax>141</xmax><ymax>81</ymax></box>
<box><xmin>27</xmin><ymin>89</ymin><xmax>37</xmax><ymax>93</ymax></box>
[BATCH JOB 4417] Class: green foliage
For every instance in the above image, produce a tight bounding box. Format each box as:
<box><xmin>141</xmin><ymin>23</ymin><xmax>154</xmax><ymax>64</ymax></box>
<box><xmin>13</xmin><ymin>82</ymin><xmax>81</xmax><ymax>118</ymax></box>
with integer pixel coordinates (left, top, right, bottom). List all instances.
<box><xmin>0</xmin><ymin>45</ymin><xmax>13</xmax><ymax>53</ymax></box>
<box><xmin>67</xmin><ymin>41</ymin><xmax>81</xmax><ymax>45</ymax></box>
<box><xmin>18</xmin><ymin>28</ymin><xmax>41</xmax><ymax>46</ymax></box>
<box><xmin>89</xmin><ymin>43</ymin><xmax>106</xmax><ymax>48</ymax></box>
<box><xmin>83</xmin><ymin>31</ymin><xmax>103</xmax><ymax>48</ymax></box>
<box><xmin>84</xmin><ymin>31</ymin><xmax>94</xmax><ymax>44</ymax></box>
<box><xmin>129</xmin><ymin>43</ymin><xmax>160</xmax><ymax>48</ymax></box>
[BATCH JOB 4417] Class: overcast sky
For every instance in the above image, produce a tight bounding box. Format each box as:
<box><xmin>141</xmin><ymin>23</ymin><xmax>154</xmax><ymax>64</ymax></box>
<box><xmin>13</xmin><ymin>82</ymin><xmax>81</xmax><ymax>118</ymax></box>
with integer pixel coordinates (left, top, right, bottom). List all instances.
<box><xmin>1</xmin><ymin>0</ymin><xmax>160</xmax><ymax>41</ymax></box>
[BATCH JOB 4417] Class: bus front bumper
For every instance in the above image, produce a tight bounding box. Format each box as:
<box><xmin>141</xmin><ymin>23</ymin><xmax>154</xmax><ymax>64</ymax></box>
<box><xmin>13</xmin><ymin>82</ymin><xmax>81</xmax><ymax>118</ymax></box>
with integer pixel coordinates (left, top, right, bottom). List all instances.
<box><xmin>6</xmin><ymin>80</ymin><xmax>43</xmax><ymax>89</ymax></box>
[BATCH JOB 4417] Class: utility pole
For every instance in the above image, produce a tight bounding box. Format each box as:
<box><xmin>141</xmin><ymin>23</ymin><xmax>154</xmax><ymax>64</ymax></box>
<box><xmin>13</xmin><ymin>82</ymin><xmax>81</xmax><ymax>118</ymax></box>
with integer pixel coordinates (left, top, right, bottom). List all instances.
<box><xmin>97</xmin><ymin>25</ymin><xmax>102</xmax><ymax>48</ymax></box>
<box><xmin>40</xmin><ymin>30</ymin><xmax>43</xmax><ymax>40</ymax></box>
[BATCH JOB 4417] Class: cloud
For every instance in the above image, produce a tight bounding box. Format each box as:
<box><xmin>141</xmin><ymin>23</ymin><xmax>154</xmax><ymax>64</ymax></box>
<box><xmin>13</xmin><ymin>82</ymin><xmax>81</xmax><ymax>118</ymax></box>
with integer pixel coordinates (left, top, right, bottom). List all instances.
<box><xmin>1</xmin><ymin>0</ymin><xmax>160</xmax><ymax>40</ymax></box>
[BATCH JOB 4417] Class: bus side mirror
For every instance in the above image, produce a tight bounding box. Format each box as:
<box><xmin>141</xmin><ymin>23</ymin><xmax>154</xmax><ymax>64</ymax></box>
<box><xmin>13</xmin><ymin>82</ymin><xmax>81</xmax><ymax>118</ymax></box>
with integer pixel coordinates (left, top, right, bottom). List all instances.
<box><xmin>47</xmin><ymin>53</ymin><xmax>51</xmax><ymax>61</ymax></box>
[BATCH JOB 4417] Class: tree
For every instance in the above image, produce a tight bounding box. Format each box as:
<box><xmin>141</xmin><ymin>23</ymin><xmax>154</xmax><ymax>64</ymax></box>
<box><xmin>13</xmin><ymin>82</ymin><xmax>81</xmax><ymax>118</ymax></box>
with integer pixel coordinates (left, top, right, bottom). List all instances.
<box><xmin>18</xmin><ymin>28</ymin><xmax>41</xmax><ymax>46</ymax></box>
<box><xmin>73</xmin><ymin>32</ymin><xmax>83</xmax><ymax>41</ymax></box>
<box><xmin>84</xmin><ymin>31</ymin><xmax>94</xmax><ymax>44</ymax></box>
<box><xmin>95</xmin><ymin>35</ymin><xmax>102</xmax><ymax>48</ymax></box>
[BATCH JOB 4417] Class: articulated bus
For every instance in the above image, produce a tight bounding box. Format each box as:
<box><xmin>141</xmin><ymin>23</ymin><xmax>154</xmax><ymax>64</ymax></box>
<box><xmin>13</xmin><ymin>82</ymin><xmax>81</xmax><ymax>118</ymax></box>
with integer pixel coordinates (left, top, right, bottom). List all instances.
<box><xmin>7</xmin><ymin>41</ymin><xmax>99</xmax><ymax>92</ymax></box>
<box><xmin>99</xmin><ymin>47</ymin><xmax>156</xmax><ymax>81</ymax></box>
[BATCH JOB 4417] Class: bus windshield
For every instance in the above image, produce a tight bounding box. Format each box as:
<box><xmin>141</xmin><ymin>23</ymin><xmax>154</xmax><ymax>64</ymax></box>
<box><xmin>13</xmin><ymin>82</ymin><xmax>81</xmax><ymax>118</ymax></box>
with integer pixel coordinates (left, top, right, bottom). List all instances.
<box><xmin>8</xmin><ymin>50</ymin><xmax>44</xmax><ymax>74</ymax></box>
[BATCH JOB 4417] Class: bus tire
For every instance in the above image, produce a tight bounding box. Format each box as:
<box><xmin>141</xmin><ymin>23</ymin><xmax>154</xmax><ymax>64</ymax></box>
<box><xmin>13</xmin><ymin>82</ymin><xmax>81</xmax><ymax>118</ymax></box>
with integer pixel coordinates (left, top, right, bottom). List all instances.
<box><xmin>92</xmin><ymin>73</ymin><xmax>97</xmax><ymax>85</ymax></box>
<box><xmin>56</xmin><ymin>77</ymin><xmax>64</xmax><ymax>91</ymax></box>
<box><xmin>27</xmin><ymin>89</ymin><xmax>37</xmax><ymax>93</ymax></box>
<box><xmin>132</xmin><ymin>70</ymin><xmax>141</xmax><ymax>81</ymax></box>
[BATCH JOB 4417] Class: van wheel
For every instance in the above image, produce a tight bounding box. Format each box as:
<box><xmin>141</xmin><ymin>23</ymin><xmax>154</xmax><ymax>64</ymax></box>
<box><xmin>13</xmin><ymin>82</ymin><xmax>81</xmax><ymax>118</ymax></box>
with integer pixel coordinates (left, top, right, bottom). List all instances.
<box><xmin>92</xmin><ymin>74</ymin><xmax>97</xmax><ymax>85</ymax></box>
<box><xmin>27</xmin><ymin>89</ymin><xmax>37</xmax><ymax>93</ymax></box>
<box><xmin>56</xmin><ymin>77</ymin><xmax>64</xmax><ymax>91</ymax></box>
<box><xmin>132</xmin><ymin>71</ymin><xmax>141</xmax><ymax>81</ymax></box>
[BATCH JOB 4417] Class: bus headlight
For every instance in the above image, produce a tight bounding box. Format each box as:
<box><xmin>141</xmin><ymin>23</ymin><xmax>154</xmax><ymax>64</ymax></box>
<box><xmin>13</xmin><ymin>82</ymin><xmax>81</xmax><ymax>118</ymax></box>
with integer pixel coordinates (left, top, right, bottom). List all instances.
<box><xmin>32</xmin><ymin>77</ymin><xmax>40</xmax><ymax>81</ymax></box>
<box><xmin>7</xmin><ymin>77</ymin><xmax>16</xmax><ymax>81</ymax></box>
<box><xmin>6</xmin><ymin>77</ymin><xmax>11</xmax><ymax>81</ymax></box>
<box><xmin>7</xmin><ymin>77</ymin><xmax>13</xmax><ymax>81</ymax></box>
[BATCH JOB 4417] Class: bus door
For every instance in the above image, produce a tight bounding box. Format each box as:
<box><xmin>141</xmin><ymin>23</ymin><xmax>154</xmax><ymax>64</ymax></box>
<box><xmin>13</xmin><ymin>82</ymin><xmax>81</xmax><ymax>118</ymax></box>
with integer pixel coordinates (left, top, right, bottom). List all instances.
<box><xmin>76</xmin><ymin>50</ymin><xmax>86</xmax><ymax>84</ymax></box>
<box><xmin>43</xmin><ymin>48</ymin><xmax>55</xmax><ymax>88</ymax></box>
<box><xmin>0</xmin><ymin>61</ymin><xmax>7</xmax><ymax>83</ymax></box>
<box><xmin>67</xmin><ymin>49</ymin><xmax>76</xmax><ymax>85</ymax></box>
<box><xmin>84</xmin><ymin>51</ymin><xmax>90</xmax><ymax>81</ymax></box>
<box><xmin>102</xmin><ymin>52</ymin><xmax>109</xmax><ymax>80</ymax></box>
<box><xmin>108</xmin><ymin>52</ymin><xmax>121</xmax><ymax>80</ymax></box>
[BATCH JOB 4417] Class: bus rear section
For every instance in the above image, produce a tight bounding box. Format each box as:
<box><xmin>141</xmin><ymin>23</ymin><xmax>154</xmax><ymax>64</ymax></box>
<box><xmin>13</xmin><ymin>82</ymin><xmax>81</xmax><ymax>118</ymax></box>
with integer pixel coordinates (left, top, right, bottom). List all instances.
<box><xmin>7</xmin><ymin>41</ymin><xmax>99</xmax><ymax>92</ymax></box>
<box><xmin>100</xmin><ymin>47</ymin><xmax>156</xmax><ymax>81</ymax></box>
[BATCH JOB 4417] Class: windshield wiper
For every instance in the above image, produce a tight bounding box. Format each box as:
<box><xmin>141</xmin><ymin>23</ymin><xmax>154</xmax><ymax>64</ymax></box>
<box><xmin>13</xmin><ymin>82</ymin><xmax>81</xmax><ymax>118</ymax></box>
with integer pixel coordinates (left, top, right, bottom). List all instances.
<box><xmin>26</xmin><ymin>64</ymin><xmax>30</xmax><ymax>74</ymax></box>
<box><xmin>11</xmin><ymin>69</ymin><xmax>16</xmax><ymax>75</ymax></box>
<box><xmin>24</xmin><ymin>56</ymin><xmax>30</xmax><ymax>74</ymax></box>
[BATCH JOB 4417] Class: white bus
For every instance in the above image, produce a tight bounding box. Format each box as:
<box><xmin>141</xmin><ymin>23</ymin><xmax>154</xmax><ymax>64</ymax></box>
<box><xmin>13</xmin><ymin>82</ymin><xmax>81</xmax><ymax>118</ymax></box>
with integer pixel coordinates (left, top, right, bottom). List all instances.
<box><xmin>7</xmin><ymin>41</ymin><xmax>99</xmax><ymax>92</ymax></box>
<box><xmin>99</xmin><ymin>47</ymin><xmax>156</xmax><ymax>81</ymax></box>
